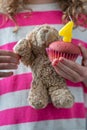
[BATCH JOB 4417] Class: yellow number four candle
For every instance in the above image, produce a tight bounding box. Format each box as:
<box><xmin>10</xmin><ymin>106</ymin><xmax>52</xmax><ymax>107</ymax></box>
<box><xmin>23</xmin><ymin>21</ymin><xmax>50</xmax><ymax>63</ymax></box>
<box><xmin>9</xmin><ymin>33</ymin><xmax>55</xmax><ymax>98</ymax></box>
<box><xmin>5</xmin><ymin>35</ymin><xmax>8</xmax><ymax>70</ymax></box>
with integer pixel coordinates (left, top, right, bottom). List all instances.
<box><xmin>59</xmin><ymin>21</ymin><xmax>74</xmax><ymax>42</ymax></box>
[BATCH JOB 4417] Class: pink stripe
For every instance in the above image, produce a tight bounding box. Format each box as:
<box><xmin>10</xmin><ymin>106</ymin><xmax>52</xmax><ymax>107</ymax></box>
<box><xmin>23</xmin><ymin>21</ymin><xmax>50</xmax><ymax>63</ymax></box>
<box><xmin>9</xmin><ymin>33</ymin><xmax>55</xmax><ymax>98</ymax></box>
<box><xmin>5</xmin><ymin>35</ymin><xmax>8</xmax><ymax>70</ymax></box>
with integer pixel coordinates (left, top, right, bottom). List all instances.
<box><xmin>84</xmin><ymin>87</ymin><xmax>87</xmax><ymax>93</ymax></box>
<box><xmin>72</xmin><ymin>39</ymin><xmax>87</xmax><ymax>48</ymax></box>
<box><xmin>67</xmin><ymin>80</ymin><xmax>87</xmax><ymax>93</ymax></box>
<box><xmin>0</xmin><ymin>11</ymin><xmax>87</xmax><ymax>29</ymax></box>
<box><xmin>0</xmin><ymin>42</ymin><xmax>17</xmax><ymax>51</ymax></box>
<box><xmin>0</xmin><ymin>73</ymin><xmax>86</xmax><ymax>95</ymax></box>
<box><xmin>66</xmin><ymin>80</ymin><xmax>82</xmax><ymax>87</ymax></box>
<box><xmin>0</xmin><ymin>38</ymin><xmax>87</xmax><ymax>51</ymax></box>
<box><xmin>81</xmin><ymin>82</ymin><xmax>87</xmax><ymax>93</ymax></box>
<box><xmin>0</xmin><ymin>73</ymin><xmax>83</xmax><ymax>95</ymax></box>
<box><xmin>0</xmin><ymin>11</ymin><xmax>62</xmax><ymax>28</ymax></box>
<box><xmin>86</xmin><ymin>107</ymin><xmax>87</xmax><ymax>118</ymax></box>
<box><xmin>0</xmin><ymin>103</ymin><xmax>85</xmax><ymax>126</ymax></box>
<box><xmin>0</xmin><ymin>73</ymin><xmax>32</xmax><ymax>95</ymax></box>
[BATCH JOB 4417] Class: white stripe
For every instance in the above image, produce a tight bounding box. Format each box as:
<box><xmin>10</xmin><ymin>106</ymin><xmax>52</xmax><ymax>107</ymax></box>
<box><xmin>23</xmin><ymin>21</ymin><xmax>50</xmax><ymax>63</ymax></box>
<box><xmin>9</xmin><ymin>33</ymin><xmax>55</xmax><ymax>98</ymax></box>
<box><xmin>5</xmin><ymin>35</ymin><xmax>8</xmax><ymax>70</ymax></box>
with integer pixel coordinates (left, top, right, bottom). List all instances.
<box><xmin>0</xmin><ymin>87</ymin><xmax>84</xmax><ymax>111</ymax></box>
<box><xmin>76</xmin><ymin>56</ymin><xmax>82</xmax><ymax>64</ymax></box>
<box><xmin>13</xmin><ymin>62</ymin><xmax>31</xmax><ymax>75</ymax></box>
<box><xmin>0</xmin><ymin>25</ymin><xmax>87</xmax><ymax>46</ymax></box>
<box><xmin>69</xmin><ymin>87</ymin><xmax>84</xmax><ymax>103</ymax></box>
<box><xmin>0</xmin><ymin>119</ymin><xmax>86</xmax><ymax>130</ymax></box>
<box><xmin>0</xmin><ymin>3</ymin><xmax>60</xmax><ymax>13</ymax></box>
<box><xmin>26</xmin><ymin>2</ymin><xmax>60</xmax><ymax>11</ymax></box>
<box><xmin>0</xmin><ymin>90</ymin><xmax>29</xmax><ymax>111</ymax></box>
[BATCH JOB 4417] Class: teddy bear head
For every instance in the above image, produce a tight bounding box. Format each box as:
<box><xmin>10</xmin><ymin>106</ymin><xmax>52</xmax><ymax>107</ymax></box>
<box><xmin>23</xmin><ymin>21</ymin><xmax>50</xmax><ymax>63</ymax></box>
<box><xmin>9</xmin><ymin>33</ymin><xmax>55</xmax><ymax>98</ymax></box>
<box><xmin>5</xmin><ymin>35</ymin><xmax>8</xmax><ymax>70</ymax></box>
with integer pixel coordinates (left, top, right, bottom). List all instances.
<box><xmin>25</xmin><ymin>24</ymin><xmax>59</xmax><ymax>55</ymax></box>
<box><xmin>14</xmin><ymin>24</ymin><xmax>59</xmax><ymax>66</ymax></box>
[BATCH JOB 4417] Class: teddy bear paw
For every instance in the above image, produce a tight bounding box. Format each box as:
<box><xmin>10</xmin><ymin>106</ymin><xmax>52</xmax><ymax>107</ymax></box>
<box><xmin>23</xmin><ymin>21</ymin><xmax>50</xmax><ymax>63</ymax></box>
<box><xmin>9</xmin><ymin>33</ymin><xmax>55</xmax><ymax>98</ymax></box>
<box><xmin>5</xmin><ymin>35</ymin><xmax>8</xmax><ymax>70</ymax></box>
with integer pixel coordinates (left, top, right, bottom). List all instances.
<box><xmin>51</xmin><ymin>89</ymin><xmax>74</xmax><ymax>108</ymax></box>
<box><xmin>28</xmin><ymin>97</ymin><xmax>48</xmax><ymax>109</ymax></box>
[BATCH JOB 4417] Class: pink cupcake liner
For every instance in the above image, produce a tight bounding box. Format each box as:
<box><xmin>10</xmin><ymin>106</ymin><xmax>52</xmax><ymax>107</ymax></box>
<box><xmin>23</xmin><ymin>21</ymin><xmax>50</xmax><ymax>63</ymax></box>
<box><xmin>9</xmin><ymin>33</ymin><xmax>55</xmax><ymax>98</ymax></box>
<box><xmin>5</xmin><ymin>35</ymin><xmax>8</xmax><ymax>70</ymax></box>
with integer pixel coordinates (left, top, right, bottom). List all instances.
<box><xmin>46</xmin><ymin>48</ymin><xmax>78</xmax><ymax>62</ymax></box>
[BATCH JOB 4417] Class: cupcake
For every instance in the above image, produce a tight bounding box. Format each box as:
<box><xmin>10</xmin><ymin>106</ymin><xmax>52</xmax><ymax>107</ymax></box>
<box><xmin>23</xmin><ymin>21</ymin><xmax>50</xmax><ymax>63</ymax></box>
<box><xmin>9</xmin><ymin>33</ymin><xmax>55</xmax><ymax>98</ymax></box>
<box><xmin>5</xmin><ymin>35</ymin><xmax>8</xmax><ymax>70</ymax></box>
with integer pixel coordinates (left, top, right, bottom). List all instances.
<box><xmin>46</xmin><ymin>41</ymin><xmax>81</xmax><ymax>62</ymax></box>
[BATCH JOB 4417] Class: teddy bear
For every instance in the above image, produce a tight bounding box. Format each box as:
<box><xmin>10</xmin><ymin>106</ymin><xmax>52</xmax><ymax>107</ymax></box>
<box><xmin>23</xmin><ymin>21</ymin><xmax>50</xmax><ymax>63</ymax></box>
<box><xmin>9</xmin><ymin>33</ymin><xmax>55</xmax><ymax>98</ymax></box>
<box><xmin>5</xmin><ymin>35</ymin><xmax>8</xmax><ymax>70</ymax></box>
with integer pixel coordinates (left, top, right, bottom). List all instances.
<box><xmin>14</xmin><ymin>24</ymin><xmax>74</xmax><ymax>109</ymax></box>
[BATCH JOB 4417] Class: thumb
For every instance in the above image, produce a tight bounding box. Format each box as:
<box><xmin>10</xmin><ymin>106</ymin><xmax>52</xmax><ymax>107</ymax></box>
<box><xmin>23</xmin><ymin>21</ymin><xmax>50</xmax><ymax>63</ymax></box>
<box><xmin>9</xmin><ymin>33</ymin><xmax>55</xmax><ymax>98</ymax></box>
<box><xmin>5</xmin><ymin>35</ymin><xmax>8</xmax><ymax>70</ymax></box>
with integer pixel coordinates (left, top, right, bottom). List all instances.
<box><xmin>79</xmin><ymin>43</ymin><xmax>87</xmax><ymax>66</ymax></box>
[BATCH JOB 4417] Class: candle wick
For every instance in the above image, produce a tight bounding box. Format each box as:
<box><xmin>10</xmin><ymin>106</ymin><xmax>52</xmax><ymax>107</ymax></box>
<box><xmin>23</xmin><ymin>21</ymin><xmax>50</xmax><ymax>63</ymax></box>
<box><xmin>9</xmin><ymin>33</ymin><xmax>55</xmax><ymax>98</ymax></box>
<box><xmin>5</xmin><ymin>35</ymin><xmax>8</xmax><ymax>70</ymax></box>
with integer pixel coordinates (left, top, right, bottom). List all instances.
<box><xmin>69</xmin><ymin>15</ymin><xmax>72</xmax><ymax>21</ymax></box>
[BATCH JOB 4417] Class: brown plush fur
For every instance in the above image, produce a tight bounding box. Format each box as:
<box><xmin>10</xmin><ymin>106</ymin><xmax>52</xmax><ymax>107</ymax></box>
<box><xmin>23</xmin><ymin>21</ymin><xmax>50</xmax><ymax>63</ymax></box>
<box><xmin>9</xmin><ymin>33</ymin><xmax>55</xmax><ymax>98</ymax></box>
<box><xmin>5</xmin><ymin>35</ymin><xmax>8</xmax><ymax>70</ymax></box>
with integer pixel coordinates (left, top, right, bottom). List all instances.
<box><xmin>14</xmin><ymin>24</ymin><xmax>74</xmax><ymax>109</ymax></box>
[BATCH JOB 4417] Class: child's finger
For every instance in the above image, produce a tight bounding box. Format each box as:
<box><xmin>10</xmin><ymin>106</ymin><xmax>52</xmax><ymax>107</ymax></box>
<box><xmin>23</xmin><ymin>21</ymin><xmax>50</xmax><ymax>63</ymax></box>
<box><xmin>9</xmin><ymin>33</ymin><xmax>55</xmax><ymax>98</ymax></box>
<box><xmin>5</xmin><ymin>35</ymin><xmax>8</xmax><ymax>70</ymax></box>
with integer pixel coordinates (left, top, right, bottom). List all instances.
<box><xmin>53</xmin><ymin>60</ymin><xmax>82</xmax><ymax>82</ymax></box>
<box><xmin>0</xmin><ymin>50</ymin><xmax>20</xmax><ymax>59</ymax></box>
<box><xmin>53</xmin><ymin>64</ymin><xmax>82</xmax><ymax>83</ymax></box>
<box><xmin>79</xmin><ymin>44</ymin><xmax>87</xmax><ymax>66</ymax></box>
<box><xmin>79</xmin><ymin>44</ymin><xmax>87</xmax><ymax>60</ymax></box>
<box><xmin>53</xmin><ymin>65</ymin><xmax>72</xmax><ymax>80</ymax></box>
<box><xmin>0</xmin><ymin>72</ymin><xmax>13</xmax><ymax>77</ymax></box>
<box><xmin>0</xmin><ymin>56</ymin><xmax>19</xmax><ymax>64</ymax></box>
<box><xmin>0</xmin><ymin>63</ymin><xmax>18</xmax><ymax>70</ymax></box>
<box><xmin>59</xmin><ymin>57</ymin><xmax>85</xmax><ymax>76</ymax></box>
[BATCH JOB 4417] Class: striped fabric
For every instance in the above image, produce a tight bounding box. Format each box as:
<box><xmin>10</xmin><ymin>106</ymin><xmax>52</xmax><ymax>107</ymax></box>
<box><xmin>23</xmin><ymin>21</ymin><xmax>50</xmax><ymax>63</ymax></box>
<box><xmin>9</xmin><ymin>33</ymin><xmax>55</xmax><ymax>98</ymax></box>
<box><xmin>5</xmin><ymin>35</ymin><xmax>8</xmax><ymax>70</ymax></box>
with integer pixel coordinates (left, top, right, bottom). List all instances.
<box><xmin>0</xmin><ymin>3</ymin><xmax>87</xmax><ymax>130</ymax></box>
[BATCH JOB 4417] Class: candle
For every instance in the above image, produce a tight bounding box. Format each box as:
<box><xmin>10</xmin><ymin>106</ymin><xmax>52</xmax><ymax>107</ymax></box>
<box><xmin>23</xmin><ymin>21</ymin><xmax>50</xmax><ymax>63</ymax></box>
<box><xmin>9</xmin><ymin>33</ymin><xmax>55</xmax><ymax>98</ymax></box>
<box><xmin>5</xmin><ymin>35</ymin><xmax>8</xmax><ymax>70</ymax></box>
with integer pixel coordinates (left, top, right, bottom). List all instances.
<box><xmin>59</xmin><ymin>21</ymin><xmax>74</xmax><ymax>42</ymax></box>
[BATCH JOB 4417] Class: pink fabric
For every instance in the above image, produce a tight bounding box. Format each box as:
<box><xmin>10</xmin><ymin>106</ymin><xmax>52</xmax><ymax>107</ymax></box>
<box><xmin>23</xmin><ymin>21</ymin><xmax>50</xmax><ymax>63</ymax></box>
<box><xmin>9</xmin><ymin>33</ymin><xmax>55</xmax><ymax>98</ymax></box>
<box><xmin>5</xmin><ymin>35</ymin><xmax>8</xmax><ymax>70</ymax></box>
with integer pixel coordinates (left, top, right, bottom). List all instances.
<box><xmin>0</xmin><ymin>39</ymin><xmax>87</xmax><ymax>51</ymax></box>
<box><xmin>0</xmin><ymin>73</ymin><xmax>32</xmax><ymax>95</ymax></box>
<box><xmin>0</xmin><ymin>103</ymin><xmax>85</xmax><ymax>126</ymax></box>
<box><xmin>0</xmin><ymin>11</ymin><xmax>62</xmax><ymax>28</ymax></box>
<box><xmin>0</xmin><ymin>42</ymin><xmax>17</xmax><ymax>51</ymax></box>
<box><xmin>0</xmin><ymin>11</ymin><xmax>87</xmax><ymax>28</ymax></box>
<box><xmin>0</xmin><ymin>73</ymin><xmax>84</xmax><ymax>96</ymax></box>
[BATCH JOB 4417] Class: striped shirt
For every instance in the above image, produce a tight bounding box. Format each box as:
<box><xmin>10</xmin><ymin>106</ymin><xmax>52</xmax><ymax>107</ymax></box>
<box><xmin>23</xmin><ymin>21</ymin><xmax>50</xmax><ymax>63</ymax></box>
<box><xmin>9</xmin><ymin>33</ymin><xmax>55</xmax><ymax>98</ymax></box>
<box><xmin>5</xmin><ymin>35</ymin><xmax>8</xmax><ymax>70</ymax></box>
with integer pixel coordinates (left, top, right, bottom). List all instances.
<box><xmin>0</xmin><ymin>3</ymin><xmax>87</xmax><ymax>130</ymax></box>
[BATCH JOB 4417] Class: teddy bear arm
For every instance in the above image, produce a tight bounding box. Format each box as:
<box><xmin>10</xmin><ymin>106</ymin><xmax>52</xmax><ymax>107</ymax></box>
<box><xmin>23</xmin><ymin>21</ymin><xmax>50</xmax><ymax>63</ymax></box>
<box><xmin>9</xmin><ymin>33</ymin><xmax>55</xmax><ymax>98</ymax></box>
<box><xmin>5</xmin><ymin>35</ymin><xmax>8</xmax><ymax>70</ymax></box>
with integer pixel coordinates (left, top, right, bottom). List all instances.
<box><xmin>14</xmin><ymin>39</ymin><xmax>35</xmax><ymax>66</ymax></box>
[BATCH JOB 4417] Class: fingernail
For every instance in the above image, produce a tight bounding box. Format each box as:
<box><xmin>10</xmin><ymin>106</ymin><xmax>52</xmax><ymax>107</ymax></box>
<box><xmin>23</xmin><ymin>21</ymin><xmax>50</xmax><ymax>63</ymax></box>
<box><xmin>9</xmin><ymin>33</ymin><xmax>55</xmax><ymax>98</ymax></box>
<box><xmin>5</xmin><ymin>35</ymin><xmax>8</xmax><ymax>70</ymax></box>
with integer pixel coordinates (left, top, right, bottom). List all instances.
<box><xmin>78</xmin><ymin>43</ymin><xmax>83</xmax><ymax>48</ymax></box>
<box><xmin>52</xmin><ymin>58</ymin><xmax>59</xmax><ymax>66</ymax></box>
<box><xmin>78</xmin><ymin>43</ymin><xmax>81</xmax><ymax>46</ymax></box>
<box><xmin>59</xmin><ymin>57</ymin><xmax>64</xmax><ymax>62</ymax></box>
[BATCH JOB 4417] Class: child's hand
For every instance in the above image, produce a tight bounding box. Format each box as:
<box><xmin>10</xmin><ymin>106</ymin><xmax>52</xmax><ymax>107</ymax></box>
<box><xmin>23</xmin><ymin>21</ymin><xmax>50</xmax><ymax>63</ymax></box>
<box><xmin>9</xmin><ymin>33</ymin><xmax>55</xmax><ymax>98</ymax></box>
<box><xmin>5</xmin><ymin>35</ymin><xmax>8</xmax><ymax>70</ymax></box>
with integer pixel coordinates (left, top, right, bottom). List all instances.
<box><xmin>0</xmin><ymin>50</ymin><xmax>20</xmax><ymax>77</ymax></box>
<box><xmin>52</xmin><ymin>44</ymin><xmax>87</xmax><ymax>86</ymax></box>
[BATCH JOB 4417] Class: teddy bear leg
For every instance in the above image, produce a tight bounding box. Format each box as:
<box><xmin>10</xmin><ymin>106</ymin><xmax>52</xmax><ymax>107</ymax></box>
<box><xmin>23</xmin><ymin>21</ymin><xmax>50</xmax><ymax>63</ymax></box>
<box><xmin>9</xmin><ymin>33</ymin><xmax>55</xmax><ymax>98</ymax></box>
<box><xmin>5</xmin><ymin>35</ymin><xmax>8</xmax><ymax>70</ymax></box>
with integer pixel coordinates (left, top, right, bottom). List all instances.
<box><xmin>49</xmin><ymin>87</ymin><xmax>74</xmax><ymax>108</ymax></box>
<box><xmin>28</xmin><ymin>80</ymin><xmax>49</xmax><ymax>109</ymax></box>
